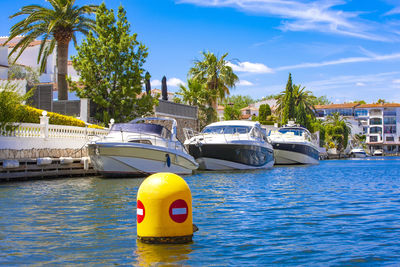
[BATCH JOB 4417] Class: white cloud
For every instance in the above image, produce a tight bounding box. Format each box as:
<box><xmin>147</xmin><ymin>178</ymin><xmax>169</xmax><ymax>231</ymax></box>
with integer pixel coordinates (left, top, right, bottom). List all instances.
<box><xmin>356</xmin><ymin>82</ymin><xmax>366</xmax><ymax>86</ymax></box>
<box><xmin>276</xmin><ymin>52</ymin><xmax>400</xmax><ymax>71</ymax></box>
<box><xmin>151</xmin><ymin>79</ymin><xmax>161</xmax><ymax>87</ymax></box>
<box><xmin>167</xmin><ymin>78</ymin><xmax>185</xmax><ymax>87</ymax></box>
<box><xmin>228</xmin><ymin>61</ymin><xmax>273</xmax><ymax>73</ymax></box>
<box><xmin>385</xmin><ymin>7</ymin><xmax>400</xmax><ymax>16</ymax></box>
<box><xmin>393</xmin><ymin>79</ymin><xmax>400</xmax><ymax>84</ymax></box>
<box><xmin>238</xmin><ymin>80</ymin><xmax>254</xmax><ymax>86</ymax></box>
<box><xmin>177</xmin><ymin>0</ymin><xmax>391</xmax><ymax>41</ymax></box>
<box><xmin>151</xmin><ymin>78</ymin><xmax>185</xmax><ymax>88</ymax></box>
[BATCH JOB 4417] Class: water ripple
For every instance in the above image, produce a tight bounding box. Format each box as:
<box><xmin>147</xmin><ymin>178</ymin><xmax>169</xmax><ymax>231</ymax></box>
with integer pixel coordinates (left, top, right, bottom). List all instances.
<box><xmin>1</xmin><ymin>158</ymin><xmax>400</xmax><ymax>265</ymax></box>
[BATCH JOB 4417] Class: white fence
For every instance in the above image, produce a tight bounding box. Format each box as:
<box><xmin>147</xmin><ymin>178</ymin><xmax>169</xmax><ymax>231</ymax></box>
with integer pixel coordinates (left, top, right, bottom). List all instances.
<box><xmin>0</xmin><ymin>114</ymin><xmax>109</xmax><ymax>150</ymax></box>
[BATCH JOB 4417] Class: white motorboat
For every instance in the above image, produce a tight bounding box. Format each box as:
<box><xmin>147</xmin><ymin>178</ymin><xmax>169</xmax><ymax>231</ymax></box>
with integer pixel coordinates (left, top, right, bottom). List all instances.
<box><xmin>88</xmin><ymin>117</ymin><xmax>198</xmax><ymax>177</ymax></box>
<box><xmin>184</xmin><ymin>120</ymin><xmax>274</xmax><ymax>170</ymax></box>
<box><xmin>373</xmin><ymin>149</ymin><xmax>383</xmax><ymax>156</ymax></box>
<box><xmin>349</xmin><ymin>147</ymin><xmax>367</xmax><ymax>158</ymax></box>
<box><xmin>268</xmin><ymin>122</ymin><xmax>319</xmax><ymax>165</ymax></box>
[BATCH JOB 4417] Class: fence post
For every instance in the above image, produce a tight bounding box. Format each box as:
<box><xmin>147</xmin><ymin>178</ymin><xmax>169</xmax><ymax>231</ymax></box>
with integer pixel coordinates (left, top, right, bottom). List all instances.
<box><xmin>40</xmin><ymin>111</ymin><xmax>49</xmax><ymax>139</ymax></box>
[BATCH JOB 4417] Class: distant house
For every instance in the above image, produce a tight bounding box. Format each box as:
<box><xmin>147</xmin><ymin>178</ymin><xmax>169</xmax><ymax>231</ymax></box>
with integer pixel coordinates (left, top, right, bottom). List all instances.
<box><xmin>240</xmin><ymin>106</ymin><xmax>258</xmax><ymax>120</ymax></box>
<box><xmin>150</xmin><ymin>88</ymin><xmax>175</xmax><ymax>100</ymax></box>
<box><xmin>217</xmin><ymin>105</ymin><xmax>224</xmax><ymax>121</ymax></box>
<box><xmin>0</xmin><ymin>36</ymin><xmax>57</xmax><ymax>84</ymax></box>
<box><xmin>315</xmin><ymin>102</ymin><xmax>400</xmax><ymax>154</ymax></box>
<box><xmin>0</xmin><ymin>46</ymin><xmax>8</xmax><ymax>79</ymax></box>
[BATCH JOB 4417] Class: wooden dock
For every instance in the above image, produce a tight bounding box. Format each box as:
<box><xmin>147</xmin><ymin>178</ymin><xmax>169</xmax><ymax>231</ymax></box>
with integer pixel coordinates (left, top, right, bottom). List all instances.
<box><xmin>0</xmin><ymin>158</ymin><xmax>97</xmax><ymax>181</ymax></box>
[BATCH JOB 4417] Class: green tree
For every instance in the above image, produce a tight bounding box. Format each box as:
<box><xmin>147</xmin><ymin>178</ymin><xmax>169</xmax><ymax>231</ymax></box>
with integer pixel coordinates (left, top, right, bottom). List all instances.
<box><xmin>189</xmin><ymin>52</ymin><xmax>239</xmax><ymax>112</ymax></box>
<box><xmin>311</xmin><ymin>95</ymin><xmax>331</xmax><ymax>105</ymax></box>
<box><xmin>6</xmin><ymin>0</ymin><xmax>97</xmax><ymax>100</ymax></box>
<box><xmin>353</xmin><ymin>100</ymin><xmax>366</xmax><ymax>105</ymax></box>
<box><xmin>292</xmin><ymin>84</ymin><xmax>316</xmax><ymax>129</ymax></box>
<box><xmin>222</xmin><ymin>95</ymin><xmax>254</xmax><ymax>120</ymax></box>
<box><xmin>69</xmin><ymin>3</ymin><xmax>155</xmax><ymax>124</ymax></box>
<box><xmin>324</xmin><ymin>112</ymin><xmax>351</xmax><ymax>153</ymax></box>
<box><xmin>278</xmin><ymin>73</ymin><xmax>295</xmax><ymax>124</ymax></box>
<box><xmin>176</xmin><ymin>78</ymin><xmax>216</xmax><ymax>127</ymax></box>
<box><xmin>377</xmin><ymin>99</ymin><xmax>386</xmax><ymax>104</ymax></box>
<box><xmin>0</xmin><ymin>81</ymin><xmax>33</xmax><ymax>133</ymax></box>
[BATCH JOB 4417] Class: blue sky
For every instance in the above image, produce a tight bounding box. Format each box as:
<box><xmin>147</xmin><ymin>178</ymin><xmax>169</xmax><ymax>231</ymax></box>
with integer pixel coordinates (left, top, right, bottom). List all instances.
<box><xmin>1</xmin><ymin>0</ymin><xmax>400</xmax><ymax>103</ymax></box>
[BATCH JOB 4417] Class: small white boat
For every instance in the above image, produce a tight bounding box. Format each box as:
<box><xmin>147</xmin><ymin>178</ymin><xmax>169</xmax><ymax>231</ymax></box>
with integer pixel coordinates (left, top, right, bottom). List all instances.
<box><xmin>349</xmin><ymin>147</ymin><xmax>367</xmax><ymax>158</ymax></box>
<box><xmin>88</xmin><ymin>117</ymin><xmax>198</xmax><ymax>177</ymax></box>
<box><xmin>184</xmin><ymin>120</ymin><xmax>274</xmax><ymax>170</ymax></box>
<box><xmin>373</xmin><ymin>149</ymin><xmax>383</xmax><ymax>156</ymax></box>
<box><xmin>268</xmin><ymin>121</ymin><xmax>319</xmax><ymax>165</ymax></box>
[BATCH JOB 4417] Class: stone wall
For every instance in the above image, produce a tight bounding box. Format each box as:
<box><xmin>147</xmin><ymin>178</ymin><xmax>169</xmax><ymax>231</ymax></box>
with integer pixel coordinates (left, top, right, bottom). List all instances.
<box><xmin>0</xmin><ymin>148</ymin><xmax>88</xmax><ymax>160</ymax></box>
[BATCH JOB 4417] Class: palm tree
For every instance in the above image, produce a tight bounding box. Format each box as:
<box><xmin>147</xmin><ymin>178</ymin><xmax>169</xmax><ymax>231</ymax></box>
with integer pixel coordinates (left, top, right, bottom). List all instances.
<box><xmin>324</xmin><ymin>112</ymin><xmax>351</xmax><ymax>153</ymax></box>
<box><xmin>292</xmin><ymin>84</ymin><xmax>316</xmax><ymax>128</ymax></box>
<box><xmin>189</xmin><ymin>51</ymin><xmax>238</xmax><ymax>111</ymax></box>
<box><xmin>5</xmin><ymin>0</ymin><xmax>97</xmax><ymax>100</ymax></box>
<box><xmin>177</xmin><ymin>79</ymin><xmax>207</xmax><ymax>106</ymax></box>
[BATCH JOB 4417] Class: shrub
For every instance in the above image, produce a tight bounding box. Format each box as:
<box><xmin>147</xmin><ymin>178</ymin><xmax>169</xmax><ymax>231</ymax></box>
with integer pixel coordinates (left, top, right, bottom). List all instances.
<box><xmin>17</xmin><ymin>105</ymin><xmax>104</xmax><ymax>129</ymax></box>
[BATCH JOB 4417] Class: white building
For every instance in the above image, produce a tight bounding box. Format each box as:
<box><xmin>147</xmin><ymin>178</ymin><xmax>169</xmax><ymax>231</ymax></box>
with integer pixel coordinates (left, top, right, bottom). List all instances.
<box><xmin>0</xmin><ymin>46</ymin><xmax>8</xmax><ymax>79</ymax></box>
<box><xmin>0</xmin><ymin>36</ymin><xmax>57</xmax><ymax>84</ymax></box>
<box><xmin>315</xmin><ymin>103</ymin><xmax>400</xmax><ymax>154</ymax></box>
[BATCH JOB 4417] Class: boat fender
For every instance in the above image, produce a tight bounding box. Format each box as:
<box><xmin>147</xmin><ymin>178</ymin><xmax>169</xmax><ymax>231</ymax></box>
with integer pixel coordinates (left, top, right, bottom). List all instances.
<box><xmin>165</xmin><ymin>154</ymin><xmax>171</xmax><ymax>167</ymax></box>
<box><xmin>37</xmin><ymin>157</ymin><xmax>52</xmax><ymax>166</ymax></box>
<box><xmin>3</xmin><ymin>160</ymin><xmax>19</xmax><ymax>169</ymax></box>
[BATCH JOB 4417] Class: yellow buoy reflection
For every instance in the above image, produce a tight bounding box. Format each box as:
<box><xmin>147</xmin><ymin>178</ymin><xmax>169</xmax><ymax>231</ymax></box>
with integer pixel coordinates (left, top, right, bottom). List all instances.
<box><xmin>135</xmin><ymin>240</ymin><xmax>192</xmax><ymax>266</ymax></box>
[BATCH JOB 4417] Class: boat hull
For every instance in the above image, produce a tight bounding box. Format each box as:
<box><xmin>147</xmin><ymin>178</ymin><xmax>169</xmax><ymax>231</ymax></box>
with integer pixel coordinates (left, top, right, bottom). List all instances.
<box><xmin>272</xmin><ymin>143</ymin><xmax>319</xmax><ymax>165</ymax></box>
<box><xmin>350</xmin><ymin>152</ymin><xmax>367</xmax><ymax>158</ymax></box>
<box><xmin>187</xmin><ymin>143</ymin><xmax>274</xmax><ymax>170</ymax></box>
<box><xmin>88</xmin><ymin>143</ymin><xmax>198</xmax><ymax>177</ymax></box>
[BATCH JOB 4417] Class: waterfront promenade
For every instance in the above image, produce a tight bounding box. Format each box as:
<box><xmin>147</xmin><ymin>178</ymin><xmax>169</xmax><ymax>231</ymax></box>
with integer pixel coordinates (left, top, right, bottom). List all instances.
<box><xmin>1</xmin><ymin>157</ymin><xmax>399</xmax><ymax>265</ymax></box>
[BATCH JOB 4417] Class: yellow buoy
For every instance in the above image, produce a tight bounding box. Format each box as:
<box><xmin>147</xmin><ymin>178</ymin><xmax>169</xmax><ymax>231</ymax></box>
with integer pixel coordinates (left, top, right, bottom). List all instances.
<box><xmin>137</xmin><ymin>172</ymin><xmax>195</xmax><ymax>244</ymax></box>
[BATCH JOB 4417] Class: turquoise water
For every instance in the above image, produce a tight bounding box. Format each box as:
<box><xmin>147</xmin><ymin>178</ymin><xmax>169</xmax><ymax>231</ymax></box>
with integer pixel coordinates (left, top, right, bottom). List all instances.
<box><xmin>1</xmin><ymin>158</ymin><xmax>400</xmax><ymax>265</ymax></box>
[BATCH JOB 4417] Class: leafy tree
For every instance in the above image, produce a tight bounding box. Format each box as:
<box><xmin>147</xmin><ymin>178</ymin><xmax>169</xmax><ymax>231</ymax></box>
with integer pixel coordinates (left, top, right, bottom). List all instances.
<box><xmin>278</xmin><ymin>73</ymin><xmax>295</xmax><ymax>124</ymax></box>
<box><xmin>353</xmin><ymin>100</ymin><xmax>366</xmax><ymax>105</ymax></box>
<box><xmin>189</xmin><ymin>52</ymin><xmax>239</xmax><ymax>112</ymax></box>
<box><xmin>292</xmin><ymin>84</ymin><xmax>316</xmax><ymax>129</ymax></box>
<box><xmin>376</xmin><ymin>99</ymin><xmax>386</xmax><ymax>104</ymax></box>
<box><xmin>222</xmin><ymin>95</ymin><xmax>254</xmax><ymax>120</ymax></box>
<box><xmin>324</xmin><ymin>112</ymin><xmax>351</xmax><ymax>153</ymax></box>
<box><xmin>8</xmin><ymin>64</ymin><xmax>40</xmax><ymax>86</ymax></box>
<box><xmin>69</xmin><ymin>3</ymin><xmax>155</xmax><ymax>124</ymax></box>
<box><xmin>6</xmin><ymin>0</ymin><xmax>97</xmax><ymax>100</ymax></box>
<box><xmin>223</xmin><ymin>105</ymin><xmax>241</xmax><ymax>120</ymax></box>
<box><xmin>311</xmin><ymin>95</ymin><xmax>331</xmax><ymax>105</ymax></box>
<box><xmin>177</xmin><ymin>78</ymin><xmax>215</xmax><ymax>127</ymax></box>
<box><xmin>258</xmin><ymin>103</ymin><xmax>272</xmax><ymax>122</ymax></box>
<box><xmin>0</xmin><ymin>80</ymin><xmax>33</xmax><ymax>133</ymax></box>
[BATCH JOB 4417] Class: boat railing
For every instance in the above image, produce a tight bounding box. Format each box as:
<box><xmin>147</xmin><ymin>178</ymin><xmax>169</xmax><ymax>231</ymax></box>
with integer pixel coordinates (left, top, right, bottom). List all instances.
<box><xmin>120</xmin><ymin>130</ymin><xmax>186</xmax><ymax>153</ymax></box>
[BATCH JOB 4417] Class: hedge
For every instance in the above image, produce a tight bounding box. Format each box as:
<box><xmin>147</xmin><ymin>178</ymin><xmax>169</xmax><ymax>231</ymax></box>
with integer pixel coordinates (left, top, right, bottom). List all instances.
<box><xmin>259</xmin><ymin>120</ymin><xmax>276</xmax><ymax>126</ymax></box>
<box><xmin>17</xmin><ymin>105</ymin><xmax>104</xmax><ymax>129</ymax></box>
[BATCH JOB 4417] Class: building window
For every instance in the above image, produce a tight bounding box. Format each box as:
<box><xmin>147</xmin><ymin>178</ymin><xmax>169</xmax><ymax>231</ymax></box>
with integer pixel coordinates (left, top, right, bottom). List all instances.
<box><xmin>363</xmin><ymin>127</ymin><xmax>368</xmax><ymax>134</ymax></box>
<box><xmin>355</xmin><ymin>109</ymin><xmax>368</xmax><ymax>117</ymax></box>
<box><xmin>370</xmin><ymin>136</ymin><xmax>378</xmax><ymax>142</ymax></box>
<box><xmin>326</xmin><ymin>108</ymin><xmax>353</xmax><ymax>116</ymax></box>
<box><xmin>384</xmin><ymin>110</ymin><xmax>396</xmax><ymax>116</ymax></box>
<box><xmin>384</xmin><ymin>117</ymin><xmax>396</xmax><ymax>125</ymax></box>
<box><xmin>370</xmin><ymin>109</ymin><xmax>382</xmax><ymax>116</ymax></box>
<box><xmin>370</xmin><ymin>118</ymin><xmax>382</xmax><ymax>125</ymax></box>
<box><xmin>384</xmin><ymin>126</ymin><xmax>396</xmax><ymax>134</ymax></box>
<box><xmin>370</xmin><ymin>127</ymin><xmax>382</xmax><ymax>134</ymax></box>
<box><xmin>386</xmin><ymin>136</ymin><xmax>394</xmax><ymax>142</ymax></box>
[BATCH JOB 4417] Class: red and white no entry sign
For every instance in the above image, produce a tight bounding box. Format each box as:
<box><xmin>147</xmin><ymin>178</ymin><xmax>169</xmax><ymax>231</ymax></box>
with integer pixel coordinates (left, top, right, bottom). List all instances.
<box><xmin>169</xmin><ymin>199</ymin><xmax>188</xmax><ymax>223</ymax></box>
<box><xmin>137</xmin><ymin>200</ymin><xmax>145</xmax><ymax>223</ymax></box>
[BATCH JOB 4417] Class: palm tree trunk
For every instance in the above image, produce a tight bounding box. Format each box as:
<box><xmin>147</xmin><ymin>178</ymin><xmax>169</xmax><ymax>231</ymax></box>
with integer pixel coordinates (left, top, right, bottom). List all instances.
<box><xmin>57</xmin><ymin>41</ymin><xmax>69</xmax><ymax>100</ymax></box>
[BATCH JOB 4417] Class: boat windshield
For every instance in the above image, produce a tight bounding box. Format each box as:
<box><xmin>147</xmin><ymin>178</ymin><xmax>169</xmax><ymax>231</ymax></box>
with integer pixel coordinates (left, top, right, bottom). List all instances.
<box><xmin>110</xmin><ymin>123</ymin><xmax>170</xmax><ymax>138</ymax></box>
<box><xmin>278</xmin><ymin>128</ymin><xmax>304</xmax><ymax>136</ymax></box>
<box><xmin>202</xmin><ymin>125</ymin><xmax>252</xmax><ymax>134</ymax></box>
